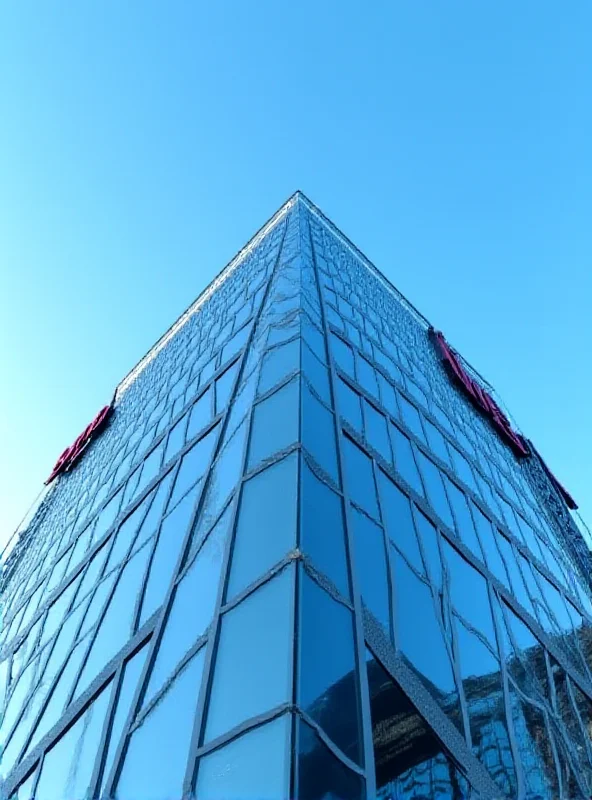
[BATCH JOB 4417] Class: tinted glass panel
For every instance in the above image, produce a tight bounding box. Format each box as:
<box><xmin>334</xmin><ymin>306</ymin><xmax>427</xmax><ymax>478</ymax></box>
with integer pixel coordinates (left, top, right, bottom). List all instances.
<box><xmin>351</xmin><ymin>506</ymin><xmax>390</xmax><ymax>634</ymax></box>
<box><xmin>342</xmin><ymin>437</ymin><xmax>379</xmax><ymax>519</ymax></box>
<box><xmin>248</xmin><ymin>379</ymin><xmax>299</xmax><ymax>468</ymax></box>
<box><xmin>297</xmin><ymin>718</ymin><xmax>364</xmax><ymax>800</ymax></box>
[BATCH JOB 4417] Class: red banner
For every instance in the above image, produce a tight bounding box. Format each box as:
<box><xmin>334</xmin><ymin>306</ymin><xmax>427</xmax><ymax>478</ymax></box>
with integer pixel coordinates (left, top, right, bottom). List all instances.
<box><xmin>46</xmin><ymin>404</ymin><xmax>113</xmax><ymax>484</ymax></box>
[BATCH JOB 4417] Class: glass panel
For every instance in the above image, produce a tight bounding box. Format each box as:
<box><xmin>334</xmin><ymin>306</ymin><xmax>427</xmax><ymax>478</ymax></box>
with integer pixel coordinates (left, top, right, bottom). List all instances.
<box><xmin>114</xmin><ymin>649</ymin><xmax>205</xmax><ymax>800</ymax></box>
<box><xmin>415</xmin><ymin>452</ymin><xmax>455</xmax><ymax>530</ymax></box>
<box><xmin>424</xmin><ymin>418</ymin><xmax>451</xmax><ymax>466</ymax></box>
<box><xmin>144</xmin><ymin>508</ymin><xmax>229</xmax><ymax>703</ymax></box>
<box><xmin>195</xmin><ymin>713</ymin><xmax>291</xmax><ymax>800</ymax></box>
<box><xmin>357</xmin><ymin>355</ymin><xmax>378</xmax><ymax>398</ymax></box>
<box><xmin>298</xmin><ymin>573</ymin><xmax>361</xmax><ymax>764</ymax></box>
<box><xmin>297</xmin><ymin>718</ymin><xmax>364</xmax><ymax>800</ymax></box>
<box><xmin>302</xmin><ymin>342</ymin><xmax>331</xmax><ymax>404</ymax></box>
<box><xmin>164</xmin><ymin>414</ymin><xmax>188</xmax><ymax>464</ymax></box>
<box><xmin>442</xmin><ymin>541</ymin><xmax>497</xmax><ymax>647</ymax></box>
<box><xmin>204</xmin><ymin>567</ymin><xmax>294</xmax><ymax>743</ymax></box>
<box><xmin>248</xmin><ymin>378</ymin><xmax>299</xmax><ymax>469</ymax></box>
<box><xmin>351</xmin><ymin>507</ymin><xmax>390</xmax><ymax>633</ymax></box>
<box><xmin>444</xmin><ymin>477</ymin><xmax>483</xmax><ymax>559</ymax></box>
<box><xmin>363</xmin><ymin>401</ymin><xmax>391</xmax><ymax>463</ymax></box>
<box><xmin>187</xmin><ymin>388</ymin><xmax>213</xmax><ymax>440</ymax></box>
<box><xmin>470</xmin><ymin>503</ymin><xmax>510</xmax><ymax>589</ymax></box>
<box><xmin>336</xmin><ymin>378</ymin><xmax>363</xmax><ymax>433</ymax></box>
<box><xmin>97</xmin><ymin>643</ymin><xmax>149</xmax><ymax>797</ymax></box>
<box><xmin>342</xmin><ymin>437</ymin><xmax>379</xmax><ymax>519</ymax></box>
<box><xmin>301</xmin><ymin>383</ymin><xmax>339</xmax><ymax>484</ymax></box>
<box><xmin>392</xmin><ymin>552</ymin><xmax>461</xmax><ymax>729</ymax></box>
<box><xmin>366</xmin><ymin>649</ymin><xmax>471</xmax><ymax>799</ymax></box>
<box><xmin>215</xmin><ymin>360</ymin><xmax>239</xmax><ymax>412</ymax></box>
<box><xmin>398</xmin><ymin>393</ymin><xmax>426</xmax><ymax>444</ymax></box>
<box><xmin>169</xmin><ymin>425</ymin><xmax>217</xmax><ymax>506</ymax></box>
<box><xmin>389</xmin><ymin>424</ymin><xmax>425</xmax><ymax>497</ymax></box>
<box><xmin>34</xmin><ymin>681</ymin><xmax>111</xmax><ymax>800</ymax></box>
<box><xmin>376</xmin><ymin>470</ymin><xmax>424</xmax><ymax>574</ymax></box>
<box><xmin>413</xmin><ymin>507</ymin><xmax>443</xmax><ymax>593</ymax></box>
<box><xmin>227</xmin><ymin>453</ymin><xmax>298</xmax><ymax>600</ymax></box>
<box><xmin>258</xmin><ymin>339</ymin><xmax>300</xmax><ymax>396</ymax></box>
<box><xmin>330</xmin><ymin>333</ymin><xmax>355</xmax><ymax>377</ymax></box>
<box><xmin>75</xmin><ymin>544</ymin><xmax>152</xmax><ymax>699</ymax></box>
<box><xmin>300</xmin><ymin>459</ymin><xmax>350</xmax><ymax>599</ymax></box>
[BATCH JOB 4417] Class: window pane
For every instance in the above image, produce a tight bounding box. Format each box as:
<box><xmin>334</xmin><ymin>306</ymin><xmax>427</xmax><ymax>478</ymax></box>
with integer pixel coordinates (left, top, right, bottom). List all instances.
<box><xmin>195</xmin><ymin>713</ymin><xmax>291</xmax><ymax>800</ymax></box>
<box><xmin>363</xmin><ymin>401</ymin><xmax>391</xmax><ymax>463</ymax></box>
<box><xmin>248</xmin><ymin>379</ymin><xmax>299</xmax><ymax>469</ymax></box>
<box><xmin>377</xmin><ymin>471</ymin><xmax>423</xmax><ymax>574</ymax></box>
<box><xmin>442</xmin><ymin>541</ymin><xmax>497</xmax><ymax>647</ymax></box>
<box><xmin>336</xmin><ymin>378</ymin><xmax>362</xmax><ymax>433</ymax></box>
<box><xmin>366</xmin><ymin>650</ymin><xmax>471</xmax><ymax>799</ymax></box>
<box><xmin>302</xmin><ymin>384</ymin><xmax>339</xmax><ymax>485</ymax></box>
<box><xmin>342</xmin><ymin>438</ymin><xmax>379</xmax><ymax>519</ymax></box>
<box><xmin>415</xmin><ymin>451</ymin><xmax>455</xmax><ymax>530</ymax></box>
<box><xmin>301</xmin><ymin>460</ymin><xmax>350</xmax><ymax>600</ymax></box>
<box><xmin>444</xmin><ymin>477</ymin><xmax>483</xmax><ymax>559</ymax></box>
<box><xmin>169</xmin><ymin>425</ymin><xmax>217</xmax><ymax>507</ymax></box>
<box><xmin>351</xmin><ymin>507</ymin><xmax>390</xmax><ymax>634</ymax></box>
<box><xmin>302</xmin><ymin>342</ymin><xmax>331</xmax><ymax>404</ymax></box>
<box><xmin>424</xmin><ymin>418</ymin><xmax>451</xmax><ymax>466</ymax></box>
<box><xmin>205</xmin><ymin>567</ymin><xmax>294</xmax><ymax>743</ymax></box>
<box><xmin>398</xmin><ymin>393</ymin><xmax>426</xmax><ymax>444</ymax></box>
<box><xmin>298</xmin><ymin>573</ymin><xmax>361</xmax><ymax>764</ymax></box>
<box><xmin>215</xmin><ymin>360</ymin><xmax>239</xmax><ymax>413</ymax></box>
<box><xmin>35</xmin><ymin>681</ymin><xmax>111</xmax><ymax>800</ymax></box>
<box><xmin>330</xmin><ymin>334</ymin><xmax>355</xmax><ymax>377</ymax></box>
<box><xmin>228</xmin><ymin>452</ymin><xmax>297</xmax><ymax>599</ymax></box>
<box><xmin>98</xmin><ymin>643</ymin><xmax>149</xmax><ymax>796</ymax></box>
<box><xmin>297</xmin><ymin>718</ymin><xmax>364</xmax><ymax>800</ymax></box>
<box><xmin>389</xmin><ymin>425</ymin><xmax>425</xmax><ymax>497</ymax></box>
<box><xmin>114</xmin><ymin>649</ymin><xmax>205</xmax><ymax>800</ymax></box>
<box><xmin>258</xmin><ymin>340</ymin><xmax>300</xmax><ymax>397</ymax></box>
<box><xmin>187</xmin><ymin>388</ymin><xmax>213</xmax><ymax>440</ymax></box>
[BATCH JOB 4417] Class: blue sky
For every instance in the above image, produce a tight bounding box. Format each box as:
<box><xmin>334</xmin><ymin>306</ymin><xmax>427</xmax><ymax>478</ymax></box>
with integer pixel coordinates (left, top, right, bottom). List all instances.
<box><xmin>1</xmin><ymin>1</ymin><xmax>591</xmax><ymax>549</ymax></box>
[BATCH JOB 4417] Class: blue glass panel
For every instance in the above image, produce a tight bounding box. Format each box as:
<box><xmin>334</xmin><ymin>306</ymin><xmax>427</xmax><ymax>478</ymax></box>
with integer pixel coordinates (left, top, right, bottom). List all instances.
<box><xmin>144</xmin><ymin>511</ymin><xmax>229</xmax><ymax>703</ymax></box>
<box><xmin>135</xmin><ymin>469</ymin><xmax>174</xmax><ymax>547</ymax></box>
<box><xmin>164</xmin><ymin>413</ymin><xmax>188</xmax><ymax>464</ymax></box>
<box><xmin>330</xmin><ymin>333</ymin><xmax>355</xmax><ymax>377</ymax></box>
<box><xmin>376</xmin><ymin>470</ymin><xmax>424</xmax><ymax>573</ymax></box>
<box><xmin>248</xmin><ymin>378</ymin><xmax>299</xmax><ymax>469</ymax></box>
<box><xmin>302</xmin><ymin>384</ymin><xmax>339</xmax><ymax>484</ymax></box>
<box><xmin>389</xmin><ymin>424</ymin><xmax>425</xmax><ymax>497</ymax></box>
<box><xmin>227</xmin><ymin>453</ymin><xmax>297</xmax><ymax>600</ymax></box>
<box><xmin>363</xmin><ymin>401</ymin><xmax>391</xmax><ymax>463</ymax></box>
<box><xmin>298</xmin><ymin>573</ymin><xmax>361</xmax><ymax>764</ymax></box>
<box><xmin>342</xmin><ymin>437</ymin><xmax>379</xmax><ymax>519</ymax></box>
<box><xmin>204</xmin><ymin>567</ymin><xmax>294</xmax><ymax>743</ymax></box>
<box><xmin>392</xmin><ymin>552</ymin><xmax>461</xmax><ymax>726</ymax></box>
<box><xmin>444</xmin><ymin>476</ymin><xmax>483</xmax><ymax>558</ymax></box>
<box><xmin>169</xmin><ymin>425</ymin><xmax>217</xmax><ymax>506</ymax></box>
<box><xmin>34</xmin><ymin>680</ymin><xmax>111</xmax><ymax>800</ymax></box>
<box><xmin>258</xmin><ymin>339</ymin><xmax>300</xmax><ymax>396</ymax></box>
<box><xmin>351</xmin><ymin>506</ymin><xmax>390</xmax><ymax>633</ymax></box>
<box><xmin>195</xmin><ymin>713</ymin><xmax>291</xmax><ymax>799</ymax></box>
<box><xmin>139</xmin><ymin>483</ymin><xmax>200</xmax><ymax>626</ymax></box>
<box><xmin>187</xmin><ymin>388</ymin><xmax>213</xmax><ymax>440</ymax></box>
<box><xmin>397</xmin><ymin>392</ymin><xmax>426</xmax><ymax>444</ymax></box>
<box><xmin>413</xmin><ymin>507</ymin><xmax>443</xmax><ymax>593</ymax></box>
<box><xmin>215</xmin><ymin>359</ymin><xmax>239</xmax><ymax>413</ymax></box>
<box><xmin>415</xmin><ymin>451</ymin><xmax>455</xmax><ymax>530</ymax></box>
<box><xmin>441</xmin><ymin>541</ymin><xmax>497</xmax><ymax>647</ymax></box>
<box><xmin>297</xmin><ymin>718</ymin><xmax>364</xmax><ymax>800</ymax></box>
<box><xmin>301</xmin><ymin>460</ymin><xmax>350</xmax><ymax>599</ymax></box>
<box><xmin>114</xmin><ymin>649</ymin><xmax>205</xmax><ymax>800</ymax></box>
<box><xmin>302</xmin><ymin>342</ymin><xmax>331</xmax><ymax>404</ymax></box>
<box><xmin>336</xmin><ymin>378</ymin><xmax>363</xmax><ymax>433</ymax></box>
<box><xmin>98</xmin><ymin>643</ymin><xmax>149</xmax><ymax>796</ymax></box>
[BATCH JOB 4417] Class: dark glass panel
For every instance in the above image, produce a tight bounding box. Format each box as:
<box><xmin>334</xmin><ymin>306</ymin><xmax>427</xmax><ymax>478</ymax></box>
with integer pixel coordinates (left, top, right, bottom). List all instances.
<box><xmin>301</xmin><ymin>460</ymin><xmax>350</xmax><ymax>599</ymax></box>
<box><xmin>365</xmin><ymin>650</ymin><xmax>471</xmax><ymax>799</ymax></box>
<box><xmin>299</xmin><ymin>573</ymin><xmax>361</xmax><ymax>764</ymax></box>
<box><xmin>342</xmin><ymin>437</ymin><xmax>379</xmax><ymax>520</ymax></box>
<box><xmin>114</xmin><ymin>648</ymin><xmax>205</xmax><ymax>800</ymax></box>
<box><xmin>470</xmin><ymin>503</ymin><xmax>510</xmax><ymax>589</ymax></box>
<box><xmin>195</xmin><ymin>713</ymin><xmax>291</xmax><ymax>799</ymax></box>
<box><xmin>455</xmin><ymin>621</ymin><xmax>518</xmax><ymax>796</ymax></box>
<box><xmin>204</xmin><ymin>567</ymin><xmax>294</xmax><ymax>743</ymax></box>
<box><xmin>441</xmin><ymin>541</ymin><xmax>497</xmax><ymax>648</ymax></box>
<box><xmin>392</xmin><ymin>553</ymin><xmax>461</xmax><ymax>729</ymax></box>
<box><xmin>413</xmin><ymin>507</ymin><xmax>443</xmax><ymax>593</ymax></box>
<box><xmin>297</xmin><ymin>718</ymin><xmax>364</xmax><ymax>800</ymax></box>
<box><xmin>227</xmin><ymin>452</ymin><xmax>297</xmax><ymax>599</ymax></box>
<box><xmin>350</xmin><ymin>506</ymin><xmax>390</xmax><ymax>634</ymax></box>
<box><xmin>376</xmin><ymin>471</ymin><xmax>423</xmax><ymax>574</ymax></box>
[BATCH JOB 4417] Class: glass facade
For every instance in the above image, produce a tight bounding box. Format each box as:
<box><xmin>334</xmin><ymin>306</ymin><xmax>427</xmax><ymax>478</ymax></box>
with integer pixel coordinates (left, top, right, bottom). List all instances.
<box><xmin>1</xmin><ymin>191</ymin><xmax>592</xmax><ymax>799</ymax></box>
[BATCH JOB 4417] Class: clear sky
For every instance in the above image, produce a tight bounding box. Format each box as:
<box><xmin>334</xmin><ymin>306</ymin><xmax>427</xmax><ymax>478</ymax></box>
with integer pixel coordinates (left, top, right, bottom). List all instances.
<box><xmin>0</xmin><ymin>1</ymin><xmax>591</xmax><ymax>551</ymax></box>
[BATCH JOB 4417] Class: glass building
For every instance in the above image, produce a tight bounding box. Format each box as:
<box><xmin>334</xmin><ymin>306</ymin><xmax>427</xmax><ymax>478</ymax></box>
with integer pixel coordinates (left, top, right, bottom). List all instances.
<box><xmin>1</xmin><ymin>191</ymin><xmax>592</xmax><ymax>799</ymax></box>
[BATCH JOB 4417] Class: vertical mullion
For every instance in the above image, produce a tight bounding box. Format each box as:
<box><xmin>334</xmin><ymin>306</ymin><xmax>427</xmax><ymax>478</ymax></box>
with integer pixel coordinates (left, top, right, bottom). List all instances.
<box><xmin>305</xmin><ymin>207</ymin><xmax>375</xmax><ymax>797</ymax></box>
<box><xmin>182</xmin><ymin>217</ymin><xmax>292</xmax><ymax>794</ymax></box>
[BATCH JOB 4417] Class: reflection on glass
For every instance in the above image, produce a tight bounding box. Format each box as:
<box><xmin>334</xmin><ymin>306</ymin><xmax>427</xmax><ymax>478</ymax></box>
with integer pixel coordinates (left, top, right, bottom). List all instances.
<box><xmin>302</xmin><ymin>383</ymin><xmax>340</xmax><ymax>484</ymax></box>
<box><xmin>169</xmin><ymin>425</ymin><xmax>217</xmax><ymax>507</ymax></box>
<box><xmin>365</xmin><ymin>649</ymin><xmax>471</xmax><ymax>799</ymax></box>
<box><xmin>297</xmin><ymin>718</ymin><xmax>364</xmax><ymax>800</ymax></box>
<box><xmin>351</xmin><ymin>506</ymin><xmax>390</xmax><ymax>634</ymax></box>
<box><xmin>389</xmin><ymin>425</ymin><xmax>425</xmax><ymax>498</ymax></box>
<box><xmin>34</xmin><ymin>680</ymin><xmax>111</xmax><ymax>800</ymax></box>
<box><xmin>248</xmin><ymin>378</ymin><xmax>299</xmax><ymax>469</ymax></box>
<box><xmin>114</xmin><ymin>649</ymin><xmax>205</xmax><ymax>800</ymax></box>
<box><xmin>258</xmin><ymin>339</ymin><xmax>300</xmax><ymax>397</ymax></box>
<box><xmin>205</xmin><ymin>567</ymin><xmax>294</xmax><ymax>743</ymax></box>
<box><xmin>364</xmin><ymin>401</ymin><xmax>391</xmax><ymax>463</ymax></box>
<box><xmin>300</xmin><ymin>460</ymin><xmax>350</xmax><ymax>599</ymax></box>
<box><xmin>336</xmin><ymin>378</ymin><xmax>363</xmax><ymax>433</ymax></box>
<box><xmin>195</xmin><ymin>713</ymin><xmax>291</xmax><ymax>799</ymax></box>
<box><xmin>298</xmin><ymin>572</ymin><xmax>361</xmax><ymax>763</ymax></box>
<box><xmin>227</xmin><ymin>453</ymin><xmax>298</xmax><ymax>600</ymax></box>
<box><xmin>377</xmin><ymin>470</ymin><xmax>424</xmax><ymax>574</ymax></box>
<box><xmin>342</xmin><ymin>437</ymin><xmax>379</xmax><ymax>519</ymax></box>
<box><xmin>392</xmin><ymin>552</ymin><xmax>462</xmax><ymax>731</ymax></box>
<box><xmin>442</xmin><ymin>541</ymin><xmax>497</xmax><ymax>648</ymax></box>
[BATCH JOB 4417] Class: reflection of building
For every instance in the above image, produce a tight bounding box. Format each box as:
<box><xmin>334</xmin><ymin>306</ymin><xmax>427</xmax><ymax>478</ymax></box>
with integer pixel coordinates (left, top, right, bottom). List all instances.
<box><xmin>2</xmin><ymin>192</ymin><xmax>592</xmax><ymax>799</ymax></box>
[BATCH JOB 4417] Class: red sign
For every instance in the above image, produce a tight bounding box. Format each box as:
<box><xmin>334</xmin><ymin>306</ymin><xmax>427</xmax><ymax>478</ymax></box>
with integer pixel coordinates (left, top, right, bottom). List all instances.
<box><xmin>46</xmin><ymin>404</ymin><xmax>113</xmax><ymax>484</ymax></box>
<box><xmin>430</xmin><ymin>329</ymin><xmax>529</xmax><ymax>458</ymax></box>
